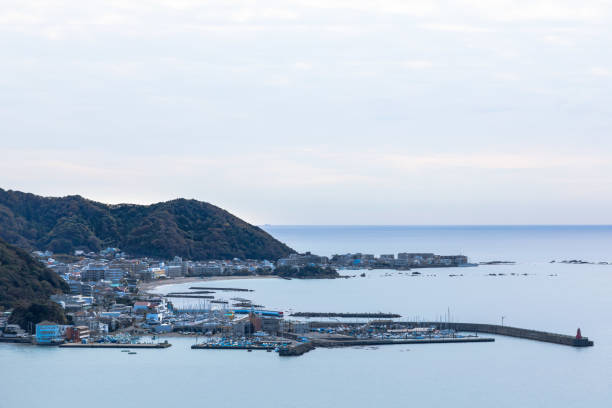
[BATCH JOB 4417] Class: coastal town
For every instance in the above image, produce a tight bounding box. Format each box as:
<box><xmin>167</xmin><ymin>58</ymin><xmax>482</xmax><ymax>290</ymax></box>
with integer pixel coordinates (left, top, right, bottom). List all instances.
<box><xmin>0</xmin><ymin>247</ymin><xmax>593</xmax><ymax>354</ymax></box>
<box><xmin>0</xmin><ymin>247</ymin><xmax>479</xmax><ymax>351</ymax></box>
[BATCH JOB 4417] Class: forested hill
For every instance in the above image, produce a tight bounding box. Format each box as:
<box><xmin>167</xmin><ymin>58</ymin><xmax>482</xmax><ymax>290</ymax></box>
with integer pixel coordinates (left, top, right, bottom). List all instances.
<box><xmin>0</xmin><ymin>188</ymin><xmax>295</xmax><ymax>260</ymax></box>
<box><xmin>0</xmin><ymin>238</ymin><xmax>69</xmax><ymax>308</ymax></box>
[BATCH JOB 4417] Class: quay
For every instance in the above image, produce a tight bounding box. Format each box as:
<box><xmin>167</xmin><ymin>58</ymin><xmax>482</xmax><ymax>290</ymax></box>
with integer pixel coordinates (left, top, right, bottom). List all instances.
<box><xmin>189</xmin><ymin>286</ymin><xmax>253</xmax><ymax>292</ymax></box>
<box><xmin>277</xmin><ymin>337</ymin><xmax>491</xmax><ymax>357</ymax></box>
<box><xmin>291</xmin><ymin>312</ymin><xmax>401</xmax><ymax>318</ymax></box>
<box><xmin>59</xmin><ymin>342</ymin><xmax>171</xmax><ymax>349</ymax></box>
<box><xmin>311</xmin><ymin>337</ymin><xmax>494</xmax><ymax>348</ymax></box>
<box><xmin>191</xmin><ymin>344</ymin><xmax>277</xmax><ymax>351</ymax></box>
<box><xmin>278</xmin><ymin>342</ymin><xmax>315</xmax><ymax>356</ymax></box>
<box><xmin>0</xmin><ymin>337</ymin><xmax>32</xmax><ymax>344</ymax></box>
<box><xmin>164</xmin><ymin>294</ymin><xmax>214</xmax><ymax>299</ymax></box>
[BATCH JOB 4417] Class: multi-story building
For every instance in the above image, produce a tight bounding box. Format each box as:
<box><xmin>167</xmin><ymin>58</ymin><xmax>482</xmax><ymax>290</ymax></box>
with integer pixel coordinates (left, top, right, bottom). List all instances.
<box><xmin>166</xmin><ymin>265</ymin><xmax>184</xmax><ymax>278</ymax></box>
<box><xmin>277</xmin><ymin>252</ymin><xmax>326</xmax><ymax>267</ymax></box>
<box><xmin>104</xmin><ymin>268</ymin><xmax>126</xmax><ymax>284</ymax></box>
<box><xmin>81</xmin><ymin>264</ymin><xmax>107</xmax><ymax>282</ymax></box>
<box><xmin>35</xmin><ymin>321</ymin><xmax>64</xmax><ymax>345</ymax></box>
<box><xmin>66</xmin><ymin>325</ymin><xmax>90</xmax><ymax>343</ymax></box>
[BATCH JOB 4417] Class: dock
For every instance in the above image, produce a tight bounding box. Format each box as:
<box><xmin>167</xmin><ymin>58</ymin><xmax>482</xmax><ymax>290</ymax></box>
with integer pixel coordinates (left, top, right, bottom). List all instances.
<box><xmin>278</xmin><ymin>342</ymin><xmax>315</xmax><ymax>356</ymax></box>
<box><xmin>309</xmin><ymin>321</ymin><xmax>594</xmax><ymax>347</ymax></box>
<box><xmin>189</xmin><ymin>286</ymin><xmax>253</xmax><ymax>292</ymax></box>
<box><xmin>416</xmin><ymin>322</ymin><xmax>594</xmax><ymax>347</ymax></box>
<box><xmin>0</xmin><ymin>337</ymin><xmax>32</xmax><ymax>344</ymax></box>
<box><xmin>291</xmin><ymin>312</ymin><xmax>401</xmax><ymax>318</ymax></box>
<box><xmin>311</xmin><ymin>337</ymin><xmax>495</xmax><ymax>348</ymax></box>
<box><xmin>164</xmin><ymin>294</ymin><xmax>214</xmax><ymax>299</ymax></box>
<box><xmin>59</xmin><ymin>342</ymin><xmax>171</xmax><ymax>349</ymax></box>
<box><xmin>191</xmin><ymin>344</ymin><xmax>277</xmax><ymax>351</ymax></box>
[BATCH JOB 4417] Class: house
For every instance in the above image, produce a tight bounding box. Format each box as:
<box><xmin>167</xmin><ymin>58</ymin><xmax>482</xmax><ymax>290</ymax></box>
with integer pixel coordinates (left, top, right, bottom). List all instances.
<box><xmin>133</xmin><ymin>301</ymin><xmax>152</xmax><ymax>313</ymax></box>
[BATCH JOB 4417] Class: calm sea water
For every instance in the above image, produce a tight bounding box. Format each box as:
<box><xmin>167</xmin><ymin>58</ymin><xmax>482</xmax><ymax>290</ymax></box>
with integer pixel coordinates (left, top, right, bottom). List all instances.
<box><xmin>1</xmin><ymin>226</ymin><xmax>611</xmax><ymax>407</ymax></box>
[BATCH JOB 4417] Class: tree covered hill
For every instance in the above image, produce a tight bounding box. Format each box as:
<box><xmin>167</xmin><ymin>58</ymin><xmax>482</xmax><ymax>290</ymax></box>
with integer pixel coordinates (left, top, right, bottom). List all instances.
<box><xmin>0</xmin><ymin>188</ymin><xmax>295</xmax><ymax>260</ymax></box>
<box><xmin>0</xmin><ymin>238</ymin><xmax>69</xmax><ymax>309</ymax></box>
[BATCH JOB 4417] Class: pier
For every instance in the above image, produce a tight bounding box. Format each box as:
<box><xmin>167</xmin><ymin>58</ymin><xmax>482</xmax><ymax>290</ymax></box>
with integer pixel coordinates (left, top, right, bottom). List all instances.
<box><xmin>308</xmin><ymin>321</ymin><xmax>594</xmax><ymax>347</ymax></box>
<box><xmin>291</xmin><ymin>312</ymin><xmax>401</xmax><ymax>318</ymax></box>
<box><xmin>310</xmin><ymin>337</ymin><xmax>494</xmax><ymax>348</ymax></box>
<box><xmin>425</xmin><ymin>322</ymin><xmax>594</xmax><ymax>347</ymax></box>
<box><xmin>164</xmin><ymin>294</ymin><xmax>214</xmax><ymax>299</ymax></box>
<box><xmin>191</xmin><ymin>344</ymin><xmax>277</xmax><ymax>351</ymax></box>
<box><xmin>189</xmin><ymin>286</ymin><xmax>253</xmax><ymax>292</ymax></box>
<box><xmin>59</xmin><ymin>342</ymin><xmax>172</xmax><ymax>349</ymax></box>
<box><xmin>278</xmin><ymin>342</ymin><xmax>315</xmax><ymax>356</ymax></box>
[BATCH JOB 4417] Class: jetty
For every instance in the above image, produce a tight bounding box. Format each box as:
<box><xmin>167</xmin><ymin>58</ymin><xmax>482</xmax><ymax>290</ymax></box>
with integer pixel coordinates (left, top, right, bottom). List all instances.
<box><xmin>164</xmin><ymin>294</ymin><xmax>214</xmax><ymax>299</ymax></box>
<box><xmin>59</xmin><ymin>342</ymin><xmax>171</xmax><ymax>349</ymax></box>
<box><xmin>430</xmin><ymin>322</ymin><xmax>594</xmax><ymax>347</ymax></box>
<box><xmin>0</xmin><ymin>337</ymin><xmax>32</xmax><ymax>344</ymax></box>
<box><xmin>190</xmin><ymin>286</ymin><xmax>253</xmax><ymax>292</ymax></box>
<box><xmin>278</xmin><ymin>342</ymin><xmax>315</xmax><ymax>356</ymax></box>
<box><xmin>311</xmin><ymin>337</ymin><xmax>494</xmax><ymax>348</ymax></box>
<box><xmin>308</xmin><ymin>321</ymin><xmax>594</xmax><ymax>347</ymax></box>
<box><xmin>291</xmin><ymin>312</ymin><xmax>401</xmax><ymax>318</ymax></box>
<box><xmin>191</xmin><ymin>344</ymin><xmax>277</xmax><ymax>351</ymax></box>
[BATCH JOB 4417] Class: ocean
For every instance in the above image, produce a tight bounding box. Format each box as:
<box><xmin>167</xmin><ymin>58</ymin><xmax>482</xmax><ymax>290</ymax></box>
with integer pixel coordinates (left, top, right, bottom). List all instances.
<box><xmin>1</xmin><ymin>226</ymin><xmax>611</xmax><ymax>407</ymax></box>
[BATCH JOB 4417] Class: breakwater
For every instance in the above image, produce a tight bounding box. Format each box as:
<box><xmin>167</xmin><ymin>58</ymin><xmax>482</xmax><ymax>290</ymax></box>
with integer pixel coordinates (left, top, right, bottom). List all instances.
<box><xmin>190</xmin><ymin>286</ymin><xmax>253</xmax><ymax>292</ymax></box>
<box><xmin>278</xmin><ymin>342</ymin><xmax>315</xmax><ymax>356</ymax></box>
<box><xmin>0</xmin><ymin>337</ymin><xmax>31</xmax><ymax>344</ymax></box>
<box><xmin>291</xmin><ymin>312</ymin><xmax>401</xmax><ymax>318</ymax></box>
<box><xmin>59</xmin><ymin>342</ymin><xmax>172</xmax><ymax>349</ymax></box>
<box><xmin>164</xmin><ymin>294</ymin><xmax>215</xmax><ymax>299</ymax></box>
<box><xmin>425</xmin><ymin>322</ymin><xmax>594</xmax><ymax>347</ymax></box>
<box><xmin>308</xmin><ymin>321</ymin><xmax>593</xmax><ymax>347</ymax></box>
<box><xmin>191</xmin><ymin>344</ymin><xmax>276</xmax><ymax>351</ymax></box>
<box><xmin>311</xmin><ymin>337</ymin><xmax>494</xmax><ymax>348</ymax></box>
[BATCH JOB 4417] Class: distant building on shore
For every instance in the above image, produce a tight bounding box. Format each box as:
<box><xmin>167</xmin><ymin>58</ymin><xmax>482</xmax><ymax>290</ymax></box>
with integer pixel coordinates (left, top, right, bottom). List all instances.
<box><xmin>35</xmin><ymin>321</ymin><xmax>64</xmax><ymax>345</ymax></box>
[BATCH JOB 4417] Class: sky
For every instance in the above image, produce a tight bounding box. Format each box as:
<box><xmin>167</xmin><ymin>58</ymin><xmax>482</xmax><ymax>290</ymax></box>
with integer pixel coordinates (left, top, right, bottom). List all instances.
<box><xmin>1</xmin><ymin>0</ymin><xmax>611</xmax><ymax>225</ymax></box>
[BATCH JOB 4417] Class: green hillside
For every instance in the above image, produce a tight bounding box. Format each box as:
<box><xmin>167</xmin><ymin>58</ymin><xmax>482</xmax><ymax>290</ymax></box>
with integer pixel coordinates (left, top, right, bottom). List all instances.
<box><xmin>0</xmin><ymin>188</ymin><xmax>294</xmax><ymax>260</ymax></box>
<box><xmin>0</xmin><ymin>238</ymin><xmax>69</xmax><ymax>309</ymax></box>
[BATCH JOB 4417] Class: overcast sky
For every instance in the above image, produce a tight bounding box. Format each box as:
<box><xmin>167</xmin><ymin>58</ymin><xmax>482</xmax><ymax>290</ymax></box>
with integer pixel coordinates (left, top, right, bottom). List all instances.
<box><xmin>1</xmin><ymin>0</ymin><xmax>611</xmax><ymax>224</ymax></box>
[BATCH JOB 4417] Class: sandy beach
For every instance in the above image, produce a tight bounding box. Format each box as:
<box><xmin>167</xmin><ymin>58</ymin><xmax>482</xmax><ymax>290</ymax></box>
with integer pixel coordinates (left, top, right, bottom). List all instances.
<box><xmin>139</xmin><ymin>275</ymin><xmax>280</xmax><ymax>294</ymax></box>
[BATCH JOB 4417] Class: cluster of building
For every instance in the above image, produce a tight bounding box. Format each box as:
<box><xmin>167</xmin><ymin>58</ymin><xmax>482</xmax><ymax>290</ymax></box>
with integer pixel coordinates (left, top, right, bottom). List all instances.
<box><xmin>0</xmin><ymin>247</ymin><xmax>473</xmax><ymax>347</ymax></box>
<box><xmin>39</xmin><ymin>249</ymin><xmax>276</xmax><ymax>287</ymax></box>
<box><xmin>1</xmin><ymin>295</ymin><xmax>178</xmax><ymax>345</ymax></box>
<box><xmin>277</xmin><ymin>252</ymin><xmax>471</xmax><ymax>269</ymax></box>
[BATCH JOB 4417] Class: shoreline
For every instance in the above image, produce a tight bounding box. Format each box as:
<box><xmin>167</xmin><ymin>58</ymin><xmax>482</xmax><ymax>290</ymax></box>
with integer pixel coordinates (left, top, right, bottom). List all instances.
<box><xmin>140</xmin><ymin>275</ymin><xmax>279</xmax><ymax>293</ymax></box>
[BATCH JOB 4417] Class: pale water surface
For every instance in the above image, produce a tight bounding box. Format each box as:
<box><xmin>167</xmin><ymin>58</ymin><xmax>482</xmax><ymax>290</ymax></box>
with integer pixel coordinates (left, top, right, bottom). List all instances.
<box><xmin>1</xmin><ymin>226</ymin><xmax>611</xmax><ymax>407</ymax></box>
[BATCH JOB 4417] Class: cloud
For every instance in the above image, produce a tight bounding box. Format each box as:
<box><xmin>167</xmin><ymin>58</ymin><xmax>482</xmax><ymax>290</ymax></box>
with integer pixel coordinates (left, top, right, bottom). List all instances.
<box><xmin>400</xmin><ymin>60</ymin><xmax>434</xmax><ymax>70</ymax></box>
<box><xmin>589</xmin><ymin>67</ymin><xmax>612</xmax><ymax>77</ymax></box>
<box><xmin>420</xmin><ymin>23</ymin><xmax>493</xmax><ymax>33</ymax></box>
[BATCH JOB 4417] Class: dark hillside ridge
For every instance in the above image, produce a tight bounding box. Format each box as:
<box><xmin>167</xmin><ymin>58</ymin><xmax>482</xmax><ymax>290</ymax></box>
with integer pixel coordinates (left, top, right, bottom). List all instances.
<box><xmin>0</xmin><ymin>238</ymin><xmax>69</xmax><ymax>308</ymax></box>
<box><xmin>0</xmin><ymin>188</ymin><xmax>295</xmax><ymax>260</ymax></box>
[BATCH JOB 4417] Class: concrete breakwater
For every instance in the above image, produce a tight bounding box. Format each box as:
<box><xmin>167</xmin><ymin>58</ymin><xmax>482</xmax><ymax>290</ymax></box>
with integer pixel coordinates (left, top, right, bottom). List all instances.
<box><xmin>309</xmin><ymin>321</ymin><xmax>594</xmax><ymax>347</ymax></box>
<box><xmin>59</xmin><ymin>342</ymin><xmax>172</xmax><ymax>349</ymax></box>
<box><xmin>189</xmin><ymin>286</ymin><xmax>253</xmax><ymax>292</ymax></box>
<box><xmin>276</xmin><ymin>332</ymin><xmax>492</xmax><ymax>356</ymax></box>
<box><xmin>291</xmin><ymin>312</ymin><xmax>401</xmax><ymax>318</ymax></box>
<box><xmin>278</xmin><ymin>342</ymin><xmax>315</xmax><ymax>356</ymax></box>
<box><xmin>192</xmin><ymin>344</ymin><xmax>277</xmax><ymax>351</ymax></box>
<box><xmin>311</xmin><ymin>337</ymin><xmax>494</xmax><ymax>348</ymax></box>
<box><xmin>428</xmin><ymin>322</ymin><xmax>594</xmax><ymax>347</ymax></box>
<box><xmin>164</xmin><ymin>294</ymin><xmax>215</xmax><ymax>299</ymax></box>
